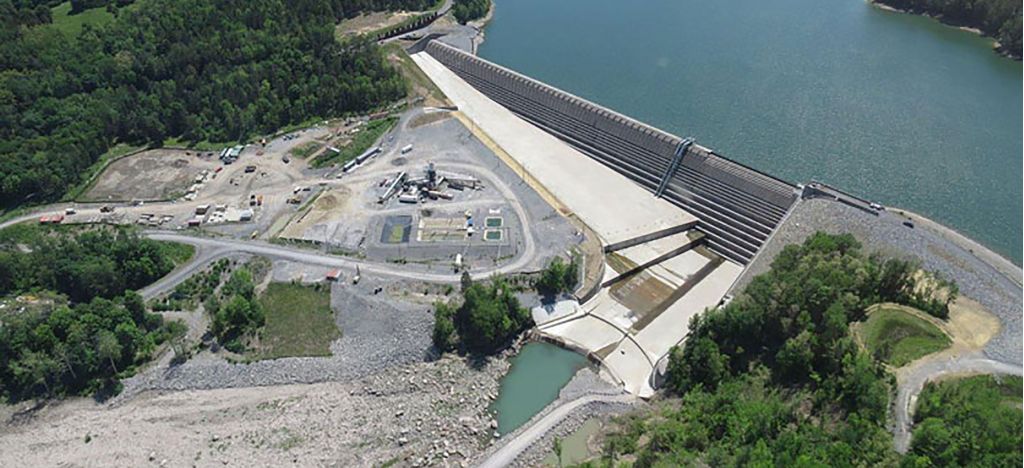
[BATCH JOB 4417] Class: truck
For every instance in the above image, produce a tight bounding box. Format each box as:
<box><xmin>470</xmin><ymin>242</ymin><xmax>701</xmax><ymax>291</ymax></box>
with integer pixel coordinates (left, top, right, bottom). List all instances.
<box><xmin>400</xmin><ymin>144</ymin><xmax>413</xmax><ymax>154</ymax></box>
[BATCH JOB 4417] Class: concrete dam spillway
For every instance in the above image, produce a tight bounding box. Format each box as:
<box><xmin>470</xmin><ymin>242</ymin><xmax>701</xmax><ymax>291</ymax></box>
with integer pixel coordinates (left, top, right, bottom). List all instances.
<box><xmin>410</xmin><ymin>37</ymin><xmax>805</xmax><ymax>396</ymax></box>
<box><xmin>416</xmin><ymin>39</ymin><xmax>799</xmax><ymax>265</ymax></box>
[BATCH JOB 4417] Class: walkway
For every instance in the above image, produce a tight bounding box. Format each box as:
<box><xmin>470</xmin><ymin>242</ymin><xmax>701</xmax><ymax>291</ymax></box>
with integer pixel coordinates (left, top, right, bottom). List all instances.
<box><xmin>477</xmin><ymin>393</ymin><xmax>636</xmax><ymax>468</ymax></box>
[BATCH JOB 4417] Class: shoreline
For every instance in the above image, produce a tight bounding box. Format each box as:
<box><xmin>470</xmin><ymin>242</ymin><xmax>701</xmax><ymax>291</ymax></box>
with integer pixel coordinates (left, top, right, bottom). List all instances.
<box><xmin>889</xmin><ymin>206</ymin><xmax>1022</xmax><ymax>287</ymax></box>
<box><xmin>468</xmin><ymin>0</ymin><xmax>496</xmax><ymax>54</ymax></box>
<box><xmin>867</xmin><ymin>0</ymin><xmax>1020</xmax><ymax>60</ymax></box>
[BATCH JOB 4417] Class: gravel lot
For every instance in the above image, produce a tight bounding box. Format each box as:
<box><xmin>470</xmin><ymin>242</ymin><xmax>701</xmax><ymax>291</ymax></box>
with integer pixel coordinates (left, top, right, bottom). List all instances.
<box><xmin>734</xmin><ymin>198</ymin><xmax>1022</xmax><ymax>365</ymax></box>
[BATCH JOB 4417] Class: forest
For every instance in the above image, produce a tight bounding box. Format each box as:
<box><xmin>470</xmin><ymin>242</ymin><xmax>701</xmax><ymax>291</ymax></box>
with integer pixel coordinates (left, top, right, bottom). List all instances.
<box><xmin>0</xmin><ymin>225</ymin><xmax>188</xmax><ymax>401</ymax></box>
<box><xmin>0</xmin><ymin>0</ymin><xmax>432</xmax><ymax>208</ymax></box>
<box><xmin>593</xmin><ymin>233</ymin><xmax>981</xmax><ymax>466</ymax></box>
<box><xmin>876</xmin><ymin>0</ymin><xmax>1022</xmax><ymax>57</ymax></box>
<box><xmin>0</xmin><ymin>224</ymin><xmax>185</xmax><ymax>302</ymax></box>
<box><xmin>452</xmin><ymin>0</ymin><xmax>489</xmax><ymax>24</ymax></box>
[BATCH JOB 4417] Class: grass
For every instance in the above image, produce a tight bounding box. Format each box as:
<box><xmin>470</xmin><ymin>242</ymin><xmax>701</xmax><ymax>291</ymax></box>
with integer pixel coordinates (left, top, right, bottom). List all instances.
<box><xmin>858</xmin><ymin>306</ymin><xmax>951</xmax><ymax>367</ymax></box>
<box><xmin>159</xmin><ymin>242</ymin><xmax>196</xmax><ymax>267</ymax></box>
<box><xmin>64</xmin><ymin>142</ymin><xmax>145</xmax><ymax>202</ymax></box>
<box><xmin>387</xmin><ymin>224</ymin><xmax>406</xmax><ymax>243</ymax></box>
<box><xmin>162</xmin><ymin>137</ymin><xmax>233</xmax><ymax>151</ymax></box>
<box><xmin>290</xmin><ymin>141</ymin><xmax>323</xmax><ymax>159</ymax></box>
<box><xmin>48</xmin><ymin>2</ymin><xmax>116</xmax><ymax>37</ymax></box>
<box><xmin>382</xmin><ymin>42</ymin><xmax>448</xmax><ymax>104</ymax></box>
<box><xmin>253</xmin><ymin>282</ymin><xmax>340</xmax><ymax>360</ymax></box>
<box><xmin>312</xmin><ymin>116</ymin><xmax>397</xmax><ymax>168</ymax></box>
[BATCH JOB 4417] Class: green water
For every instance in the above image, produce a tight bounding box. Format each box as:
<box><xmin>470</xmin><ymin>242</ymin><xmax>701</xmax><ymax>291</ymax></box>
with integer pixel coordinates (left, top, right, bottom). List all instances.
<box><xmin>490</xmin><ymin>341</ymin><xmax>589</xmax><ymax>434</ymax></box>
<box><xmin>479</xmin><ymin>0</ymin><xmax>1023</xmax><ymax>263</ymax></box>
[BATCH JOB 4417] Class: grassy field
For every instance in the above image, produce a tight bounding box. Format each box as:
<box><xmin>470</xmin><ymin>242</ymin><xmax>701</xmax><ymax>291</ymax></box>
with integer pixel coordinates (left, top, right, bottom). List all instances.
<box><xmin>160</xmin><ymin>242</ymin><xmax>196</xmax><ymax>267</ymax></box>
<box><xmin>48</xmin><ymin>2</ymin><xmax>116</xmax><ymax>37</ymax></box>
<box><xmin>290</xmin><ymin>141</ymin><xmax>323</xmax><ymax>159</ymax></box>
<box><xmin>312</xmin><ymin>116</ymin><xmax>397</xmax><ymax>168</ymax></box>
<box><xmin>858</xmin><ymin>306</ymin><xmax>951</xmax><ymax>367</ymax></box>
<box><xmin>253</xmin><ymin>282</ymin><xmax>340</xmax><ymax>360</ymax></box>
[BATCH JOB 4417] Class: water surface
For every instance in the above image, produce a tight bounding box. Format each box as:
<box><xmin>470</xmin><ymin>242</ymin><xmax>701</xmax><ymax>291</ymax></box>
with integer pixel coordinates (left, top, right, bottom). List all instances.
<box><xmin>490</xmin><ymin>341</ymin><xmax>589</xmax><ymax>434</ymax></box>
<box><xmin>479</xmin><ymin>0</ymin><xmax>1022</xmax><ymax>263</ymax></box>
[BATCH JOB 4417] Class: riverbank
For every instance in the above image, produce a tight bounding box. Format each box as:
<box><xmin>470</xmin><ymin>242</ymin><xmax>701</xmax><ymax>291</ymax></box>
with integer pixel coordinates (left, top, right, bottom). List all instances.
<box><xmin>468</xmin><ymin>0</ymin><xmax>496</xmax><ymax>54</ymax></box>
<box><xmin>890</xmin><ymin>206</ymin><xmax>1022</xmax><ymax>286</ymax></box>
<box><xmin>868</xmin><ymin>0</ymin><xmax>1021</xmax><ymax>60</ymax></box>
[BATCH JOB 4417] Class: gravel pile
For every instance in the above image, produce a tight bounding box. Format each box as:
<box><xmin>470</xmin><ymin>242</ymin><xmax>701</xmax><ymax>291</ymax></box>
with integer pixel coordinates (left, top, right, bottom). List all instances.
<box><xmin>734</xmin><ymin>198</ymin><xmax>1022</xmax><ymax>365</ymax></box>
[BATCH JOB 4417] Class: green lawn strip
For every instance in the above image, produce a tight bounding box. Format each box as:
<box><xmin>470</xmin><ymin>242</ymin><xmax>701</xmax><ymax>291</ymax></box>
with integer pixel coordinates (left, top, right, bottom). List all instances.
<box><xmin>383</xmin><ymin>42</ymin><xmax>448</xmax><ymax>103</ymax></box>
<box><xmin>312</xmin><ymin>116</ymin><xmax>397</xmax><ymax>168</ymax></box>
<box><xmin>162</xmin><ymin>137</ymin><xmax>234</xmax><ymax>152</ymax></box>
<box><xmin>859</xmin><ymin>305</ymin><xmax>951</xmax><ymax>367</ymax></box>
<box><xmin>254</xmin><ymin>282</ymin><xmax>340</xmax><ymax>360</ymax></box>
<box><xmin>290</xmin><ymin>141</ymin><xmax>324</xmax><ymax>159</ymax></box>
<box><xmin>159</xmin><ymin>242</ymin><xmax>196</xmax><ymax>267</ymax></box>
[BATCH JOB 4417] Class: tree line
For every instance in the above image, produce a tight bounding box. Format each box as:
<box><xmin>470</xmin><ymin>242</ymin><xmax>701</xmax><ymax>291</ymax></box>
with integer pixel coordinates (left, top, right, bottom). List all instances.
<box><xmin>452</xmin><ymin>0</ymin><xmax>489</xmax><ymax>24</ymax></box>
<box><xmin>877</xmin><ymin>0</ymin><xmax>1022</xmax><ymax>57</ymax></box>
<box><xmin>591</xmin><ymin>233</ymin><xmax>969</xmax><ymax>466</ymax></box>
<box><xmin>0</xmin><ymin>0</ymin><xmax>433</xmax><ymax>208</ymax></box>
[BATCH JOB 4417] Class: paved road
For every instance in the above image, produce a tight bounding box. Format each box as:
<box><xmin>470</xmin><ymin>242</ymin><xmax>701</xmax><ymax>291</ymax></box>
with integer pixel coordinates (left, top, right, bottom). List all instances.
<box><xmin>141</xmin><ymin>230</ymin><xmax>534</xmax><ymax>291</ymax></box>
<box><xmin>892</xmin><ymin>354</ymin><xmax>1023</xmax><ymax>453</ymax></box>
<box><xmin>477</xmin><ymin>393</ymin><xmax>635</xmax><ymax>468</ymax></box>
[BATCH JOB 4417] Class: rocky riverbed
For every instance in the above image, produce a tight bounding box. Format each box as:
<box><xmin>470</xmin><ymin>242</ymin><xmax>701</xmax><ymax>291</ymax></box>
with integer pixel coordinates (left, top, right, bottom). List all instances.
<box><xmin>0</xmin><ymin>354</ymin><xmax>510</xmax><ymax>468</ymax></box>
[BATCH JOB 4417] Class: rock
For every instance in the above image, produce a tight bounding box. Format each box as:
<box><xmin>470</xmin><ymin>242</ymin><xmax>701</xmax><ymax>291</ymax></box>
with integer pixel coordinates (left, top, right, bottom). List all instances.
<box><xmin>398</xmin><ymin>437</ymin><xmax>408</xmax><ymax>446</ymax></box>
<box><xmin>211</xmin><ymin>434</ymin><xmax>219</xmax><ymax>442</ymax></box>
<box><xmin>493</xmin><ymin>431</ymin><xmax>500</xmax><ymax>438</ymax></box>
<box><xmin>148</xmin><ymin>452</ymin><xmax>156</xmax><ymax>461</ymax></box>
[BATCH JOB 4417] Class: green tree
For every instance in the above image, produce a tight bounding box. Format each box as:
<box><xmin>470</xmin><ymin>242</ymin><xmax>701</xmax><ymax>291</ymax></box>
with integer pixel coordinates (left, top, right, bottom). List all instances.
<box><xmin>96</xmin><ymin>330</ymin><xmax>122</xmax><ymax>374</ymax></box>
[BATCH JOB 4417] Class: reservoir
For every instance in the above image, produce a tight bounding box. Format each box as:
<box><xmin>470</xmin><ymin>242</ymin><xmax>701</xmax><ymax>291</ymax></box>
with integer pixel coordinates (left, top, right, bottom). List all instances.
<box><xmin>478</xmin><ymin>0</ymin><xmax>1023</xmax><ymax>263</ymax></box>
<box><xmin>490</xmin><ymin>341</ymin><xmax>589</xmax><ymax>434</ymax></box>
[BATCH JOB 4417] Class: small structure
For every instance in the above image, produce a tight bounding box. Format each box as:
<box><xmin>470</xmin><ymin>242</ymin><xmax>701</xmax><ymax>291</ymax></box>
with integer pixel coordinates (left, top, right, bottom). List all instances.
<box><xmin>326</xmin><ymin>269</ymin><xmax>342</xmax><ymax>282</ymax></box>
<box><xmin>195</xmin><ymin>204</ymin><xmax>210</xmax><ymax>215</ymax></box>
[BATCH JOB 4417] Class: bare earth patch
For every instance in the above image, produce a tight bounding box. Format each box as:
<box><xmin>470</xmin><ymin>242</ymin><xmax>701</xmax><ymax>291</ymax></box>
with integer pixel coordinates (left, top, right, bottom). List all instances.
<box><xmin>336</xmin><ymin>11</ymin><xmax>416</xmax><ymax>38</ymax></box>
<box><xmin>82</xmin><ymin>148</ymin><xmax>218</xmax><ymax>202</ymax></box>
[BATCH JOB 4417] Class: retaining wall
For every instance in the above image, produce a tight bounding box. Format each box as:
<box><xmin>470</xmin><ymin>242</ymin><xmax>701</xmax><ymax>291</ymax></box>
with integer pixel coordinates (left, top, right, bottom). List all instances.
<box><xmin>422</xmin><ymin>40</ymin><xmax>798</xmax><ymax>263</ymax></box>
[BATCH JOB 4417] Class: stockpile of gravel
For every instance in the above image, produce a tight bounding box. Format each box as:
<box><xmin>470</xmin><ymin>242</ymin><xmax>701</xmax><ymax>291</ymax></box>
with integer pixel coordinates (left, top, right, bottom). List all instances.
<box><xmin>735</xmin><ymin>198</ymin><xmax>1022</xmax><ymax>365</ymax></box>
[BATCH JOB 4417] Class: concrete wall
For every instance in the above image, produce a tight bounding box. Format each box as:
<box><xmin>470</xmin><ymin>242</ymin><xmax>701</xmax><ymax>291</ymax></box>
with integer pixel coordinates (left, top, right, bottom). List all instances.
<box><xmin>422</xmin><ymin>40</ymin><xmax>798</xmax><ymax>263</ymax></box>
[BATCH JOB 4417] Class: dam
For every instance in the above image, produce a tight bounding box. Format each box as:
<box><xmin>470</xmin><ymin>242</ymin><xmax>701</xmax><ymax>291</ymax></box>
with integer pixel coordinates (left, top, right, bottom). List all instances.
<box><xmin>409</xmin><ymin>37</ymin><xmax>802</xmax><ymax>397</ymax></box>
